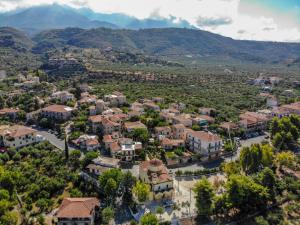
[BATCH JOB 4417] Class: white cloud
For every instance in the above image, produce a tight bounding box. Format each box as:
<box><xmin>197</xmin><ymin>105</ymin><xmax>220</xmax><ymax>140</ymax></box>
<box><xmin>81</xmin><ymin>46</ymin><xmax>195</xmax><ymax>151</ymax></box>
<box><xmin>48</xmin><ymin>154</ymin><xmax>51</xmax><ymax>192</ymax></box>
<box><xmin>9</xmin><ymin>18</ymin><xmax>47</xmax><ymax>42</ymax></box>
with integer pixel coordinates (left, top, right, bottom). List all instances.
<box><xmin>0</xmin><ymin>0</ymin><xmax>299</xmax><ymax>42</ymax></box>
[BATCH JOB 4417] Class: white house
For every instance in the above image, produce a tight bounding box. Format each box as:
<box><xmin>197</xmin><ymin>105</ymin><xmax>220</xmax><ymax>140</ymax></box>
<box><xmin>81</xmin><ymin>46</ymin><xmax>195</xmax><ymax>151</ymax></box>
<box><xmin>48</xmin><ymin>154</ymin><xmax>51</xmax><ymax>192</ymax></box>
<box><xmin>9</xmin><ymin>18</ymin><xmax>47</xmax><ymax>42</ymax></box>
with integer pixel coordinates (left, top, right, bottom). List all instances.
<box><xmin>186</xmin><ymin>130</ymin><xmax>222</xmax><ymax>158</ymax></box>
<box><xmin>0</xmin><ymin>125</ymin><xmax>41</xmax><ymax>149</ymax></box>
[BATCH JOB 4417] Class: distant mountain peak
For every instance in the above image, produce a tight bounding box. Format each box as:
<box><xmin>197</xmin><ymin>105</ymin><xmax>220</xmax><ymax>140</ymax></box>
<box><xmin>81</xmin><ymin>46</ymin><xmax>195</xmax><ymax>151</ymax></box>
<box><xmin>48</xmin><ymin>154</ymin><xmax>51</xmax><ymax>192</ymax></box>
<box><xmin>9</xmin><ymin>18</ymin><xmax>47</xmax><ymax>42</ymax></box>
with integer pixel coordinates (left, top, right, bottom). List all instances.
<box><xmin>0</xmin><ymin>4</ymin><xmax>195</xmax><ymax>35</ymax></box>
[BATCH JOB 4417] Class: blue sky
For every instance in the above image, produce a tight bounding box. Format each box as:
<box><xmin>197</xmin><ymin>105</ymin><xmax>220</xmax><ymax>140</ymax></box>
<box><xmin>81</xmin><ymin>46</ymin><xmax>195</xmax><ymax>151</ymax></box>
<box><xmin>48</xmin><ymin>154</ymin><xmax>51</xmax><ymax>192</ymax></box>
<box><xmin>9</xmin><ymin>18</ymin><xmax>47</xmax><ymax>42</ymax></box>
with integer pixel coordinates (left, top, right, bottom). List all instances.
<box><xmin>0</xmin><ymin>0</ymin><xmax>299</xmax><ymax>42</ymax></box>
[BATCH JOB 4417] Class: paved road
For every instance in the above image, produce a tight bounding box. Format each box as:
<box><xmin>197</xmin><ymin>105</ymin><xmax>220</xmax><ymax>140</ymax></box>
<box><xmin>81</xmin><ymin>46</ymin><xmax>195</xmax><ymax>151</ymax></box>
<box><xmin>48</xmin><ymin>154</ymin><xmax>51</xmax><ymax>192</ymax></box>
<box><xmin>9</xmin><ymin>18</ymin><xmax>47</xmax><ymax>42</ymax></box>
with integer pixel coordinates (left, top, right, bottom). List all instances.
<box><xmin>37</xmin><ymin>130</ymin><xmax>75</xmax><ymax>151</ymax></box>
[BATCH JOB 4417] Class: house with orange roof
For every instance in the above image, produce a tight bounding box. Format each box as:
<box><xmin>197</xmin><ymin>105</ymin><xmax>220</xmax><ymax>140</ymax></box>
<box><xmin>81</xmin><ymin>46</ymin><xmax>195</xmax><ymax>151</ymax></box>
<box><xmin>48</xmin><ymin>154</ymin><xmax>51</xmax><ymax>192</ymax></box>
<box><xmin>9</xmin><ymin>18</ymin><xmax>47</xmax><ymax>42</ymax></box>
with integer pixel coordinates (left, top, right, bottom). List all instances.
<box><xmin>186</xmin><ymin>130</ymin><xmax>222</xmax><ymax>157</ymax></box>
<box><xmin>239</xmin><ymin>111</ymin><xmax>269</xmax><ymax>132</ymax></box>
<box><xmin>41</xmin><ymin>104</ymin><xmax>74</xmax><ymax>121</ymax></box>
<box><xmin>0</xmin><ymin>125</ymin><xmax>41</xmax><ymax>148</ymax></box>
<box><xmin>55</xmin><ymin>197</ymin><xmax>100</xmax><ymax>225</ymax></box>
<box><xmin>101</xmin><ymin>118</ymin><xmax>121</xmax><ymax>135</ymax></box>
<box><xmin>139</xmin><ymin>159</ymin><xmax>174</xmax><ymax>200</ymax></box>
<box><xmin>89</xmin><ymin>115</ymin><xmax>104</xmax><ymax>133</ymax></box>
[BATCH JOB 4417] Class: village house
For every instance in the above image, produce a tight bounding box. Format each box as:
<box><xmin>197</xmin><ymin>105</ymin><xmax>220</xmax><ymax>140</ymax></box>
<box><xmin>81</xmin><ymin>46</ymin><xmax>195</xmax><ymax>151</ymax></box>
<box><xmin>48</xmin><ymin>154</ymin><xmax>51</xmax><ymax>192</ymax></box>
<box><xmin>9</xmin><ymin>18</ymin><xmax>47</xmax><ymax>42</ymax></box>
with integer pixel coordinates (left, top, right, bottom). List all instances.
<box><xmin>127</xmin><ymin>110</ymin><xmax>143</xmax><ymax>119</ymax></box>
<box><xmin>172</xmin><ymin>124</ymin><xmax>187</xmax><ymax>140</ymax></box>
<box><xmin>139</xmin><ymin>159</ymin><xmax>174</xmax><ymax>200</ymax></box>
<box><xmin>143</xmin><ymin>101</ymin><xmax>160</xmax><ymax>112</ymax></box>
<box><xmin>123</xmin><ymin>121</ymin><xmax>147</xmax><ymax>133</ymax></box>
<box><xmin>159</xmin><ymin>112</ymin><xmax>176</xmax><ymax>123</ymax></box>
<box><xmin>198</xmin><ymin>107</ymin><xmax>216</xmax><ymax>116</ymax></box>
<box><xmin>103</xmin><ymin>91</ymin><xmax>126</xmax><ymax>106</ymax></box>
<box><xmin>130</xmin><ymin>102</ymin><xmax>144</xmax><ymax>113</ymax></box>
<box><xmin>154</xmin><ymin>126</ymin><xmax>172</xmax><ymax>139</ymax></box>
<box><xmin>198</xmin><ymin>115</ymin><xmax>215</xmax><ymax>124</ymax></box>
<box><xmin>110</xmin><ymin>138</ymin><xmax>141</xmax><ymax>161</ymax></box>
<box><xmin>160</xmin><ymin>138</ymin><xmax>185</xmax><ymax>151</ymax></box>
<box><xmin>73</xmin><ymin>135</ymin><xmax>100</xmax><ymax>151</ymax></box>
<box><xmin>55</xmin><ymin>198</ymin><xmax>100</xmax><ymax>225</ymax></box>
<box><xmin>0</xmin><ymin>108</ymin><xmax>19</xmax><ymax>120</ymax></box>
<box><xmin>95</xmin><ymin>99</ymin><xmax>106</xmax><ymax>114</ymax></box>
<box><xmin>170</xmin><ymin>102</ymin><xmax>186</xmax><ymax>111</ymax></box>
<box><xmin>172</xmin><ymin>115</ymin><xmax>193</xmax><ymax>128</ymax></box>
<box><xmin>89</xmin><ymin>115</ymin><xmax>104</xmax><ymax>133</ymax></box>
<box><xmin>100</xmin><ymin>118</ymin><xmax>121</xmax><ymax>135</ymax></box>
<box><xmin>186</xmin><ymin>130</ymin><xmax>222</xmax><ymax>158</ymax></box>
<box><xmin>78</xmin><ymin>92</ymin><xmax>98</xmax><ymax>105</ymax></box>
<box><xmin>41</xmin><ymin>105</ymin><xmax>74</xmax><ymax>121</ymax></box>
<box><xmin>51</xmin><ymin>91</ymin><xmax>74</xmax><ymax>103</ymax></box>
<box><xmin>219</xmin><ymin>122</ymin><xmax>239</xmax><ymax>133</ymax></box>
<box><xmin>239</xmin><ymin>111</ymin><xmax>269</xmax><ymax>133</ymax></box>
<box><xmin>0</xmin><ymin>125</ymin><xmax>42</xmax><ymax>149</ymax></box>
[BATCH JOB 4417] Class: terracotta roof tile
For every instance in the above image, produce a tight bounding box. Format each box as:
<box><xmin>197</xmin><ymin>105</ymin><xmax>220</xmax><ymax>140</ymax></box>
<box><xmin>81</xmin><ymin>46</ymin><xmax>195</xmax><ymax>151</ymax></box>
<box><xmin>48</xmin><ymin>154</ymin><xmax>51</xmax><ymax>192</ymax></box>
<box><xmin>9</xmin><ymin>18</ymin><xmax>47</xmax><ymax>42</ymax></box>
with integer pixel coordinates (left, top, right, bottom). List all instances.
<box><xmin>56</xmin><ymin>198</ymin><xmax>99</xmax><ymax>218</ymax></box>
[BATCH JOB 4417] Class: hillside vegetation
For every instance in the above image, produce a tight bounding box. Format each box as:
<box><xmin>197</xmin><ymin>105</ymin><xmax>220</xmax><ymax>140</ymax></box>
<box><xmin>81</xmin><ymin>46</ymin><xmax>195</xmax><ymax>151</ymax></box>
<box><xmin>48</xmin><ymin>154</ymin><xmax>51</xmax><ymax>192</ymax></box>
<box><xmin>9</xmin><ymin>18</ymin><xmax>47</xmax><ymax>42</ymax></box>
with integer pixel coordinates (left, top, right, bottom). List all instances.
<box><xmin>32</xmin><ymin>27</ymin><xmax>300</xmax><ymax>64</ymax></box>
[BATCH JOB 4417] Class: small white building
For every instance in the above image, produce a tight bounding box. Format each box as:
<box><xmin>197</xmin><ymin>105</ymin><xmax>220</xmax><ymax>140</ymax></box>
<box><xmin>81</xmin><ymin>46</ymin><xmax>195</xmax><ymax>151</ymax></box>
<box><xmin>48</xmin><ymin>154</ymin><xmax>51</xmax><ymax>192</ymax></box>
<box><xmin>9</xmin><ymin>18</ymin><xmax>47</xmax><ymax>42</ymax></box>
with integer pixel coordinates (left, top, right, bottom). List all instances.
<box><xmin>41</xmin><ymin>105</ymin><xmax>74</xmax><ymax>121</ymax></box>
<box><xmin>51</xmin><ymin>91</ymin><xmax>74</xmax><ymax>103</ymax></box>
<box><xmin>186</xmin><ymin>130</ymin><xmax>222</xmax><ymax>158</ymax></box>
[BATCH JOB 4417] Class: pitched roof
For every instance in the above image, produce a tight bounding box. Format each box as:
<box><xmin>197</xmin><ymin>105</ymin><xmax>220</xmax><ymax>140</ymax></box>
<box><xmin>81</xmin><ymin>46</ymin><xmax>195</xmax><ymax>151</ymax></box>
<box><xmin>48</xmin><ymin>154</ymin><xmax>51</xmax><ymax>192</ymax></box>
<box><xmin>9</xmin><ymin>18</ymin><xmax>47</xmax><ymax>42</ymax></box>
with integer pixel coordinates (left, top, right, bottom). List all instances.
<box><xmin>42</xmin><ymin>105</ymin><xmax>73</xmax><ymax>113</ymax></box>
<box><xmin>56</xmin><ymin>198</ymin><xmax>99</xmax><ymax>218</ymax></box>
<box><xmin>187</xmin><ymin>130</ymin><xmax>221</xmax><ymax>142</ymax></box>
<box><xmin>89</xmin><ymin>115</ymin><xmax>103</xmax><ymax>123</ymax></box>
<box><xmin>0</xmin><ymin>125</ymin><xmax>36</xmax><ymax>138</ymax></box>
<box><xmin>86</xmin><ymin>139</ymin><xmax>99</xmax><ymax>146</ymax></box>
<box><xmin>110</xmin><ymin>141</ymin><xmax>121</xmax><ymax>153</ymax></box>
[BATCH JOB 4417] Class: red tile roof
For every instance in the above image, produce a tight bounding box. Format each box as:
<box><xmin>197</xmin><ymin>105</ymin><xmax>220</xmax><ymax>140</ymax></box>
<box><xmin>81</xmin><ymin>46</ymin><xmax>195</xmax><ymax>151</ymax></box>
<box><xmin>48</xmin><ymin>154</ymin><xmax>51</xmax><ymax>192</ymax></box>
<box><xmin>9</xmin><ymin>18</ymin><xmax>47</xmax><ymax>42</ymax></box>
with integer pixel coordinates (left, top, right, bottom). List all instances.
<box><xmin>187</xmin><ymin>130</ymin><xmax>221</xmax><ymax>142</ymax></box>
<box><xmin>89</xmin><ymin>115</ymin><xmax>103</xmax><ymax>123</ymax></box>
<box><xmin>56</xmin><ymin>198</ymin><xmax>99</xmax><ymax>218</ymax></box>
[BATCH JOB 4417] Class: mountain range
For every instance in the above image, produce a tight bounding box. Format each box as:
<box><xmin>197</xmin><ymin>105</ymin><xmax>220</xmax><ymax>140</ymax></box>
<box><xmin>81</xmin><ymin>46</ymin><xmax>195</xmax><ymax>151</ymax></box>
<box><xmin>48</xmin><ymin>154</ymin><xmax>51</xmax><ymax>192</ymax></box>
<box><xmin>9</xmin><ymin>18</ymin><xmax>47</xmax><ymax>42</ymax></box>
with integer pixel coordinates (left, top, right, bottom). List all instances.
<box><xmin>1</xmin><ymin>25</ymin><xmax>300</xmax><ymax>67</ymax></box>
<box><xmin>32</xmin><ymin>27</ymin><xmax>300</xmax><ymax>64</ymax></box>
<box><xmin>0</xmin><ymin>4</ymin><xmax>195</xmax><ymax>35</ymax></box>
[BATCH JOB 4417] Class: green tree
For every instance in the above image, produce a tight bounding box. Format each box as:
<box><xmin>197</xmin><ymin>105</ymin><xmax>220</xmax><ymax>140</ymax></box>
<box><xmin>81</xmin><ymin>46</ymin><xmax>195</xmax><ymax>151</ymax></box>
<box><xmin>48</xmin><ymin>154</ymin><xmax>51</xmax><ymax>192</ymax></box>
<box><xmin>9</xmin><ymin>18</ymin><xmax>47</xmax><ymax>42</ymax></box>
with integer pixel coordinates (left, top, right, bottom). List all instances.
<box><xmin>105</xmin><ymin>178</ymin><xmax>117</xmax><ymax>198</ymax></box>
<box><xmin>102</xmin><ymin>207</ymin><xmax>114</xmax><ymax>225</ymax></box>
<box><xmin>69</xmin><ymin>150</ymin><xmax>81</xmax><ymax>168</ymax></box>
<box><xmin>122</xmin><ymin>171</ymin><xmax>137</xmax><ymax>203</ymax></box>
<box><xmin>140</xmin><ymin>213</ymin><xmax>159</xmax><ymax>225</ymax></box>
<box><xmin>133</xmin><ymin>128</ymin><xmax>149</xmax><ymax>143</ymax></box>
<box><xmin>83</xmin><ymin>151</ymin><xmax>98</xmax><ymax>167</ymax></box>
<box><xmin>225</xmin><ymin>175</ymin><xmax>269</xmax><ymax>213</ymax></box>
<box><xmin>221</xmin><ymin>161</ymin><xmax>240</xmax><ymax>177</ymax></box>
<box><xmin>0</xmin><ymin>211</ymin><xmax>18</xmax><ymax>225</ymax></box>
<box><xmin>258</xmin><ymin>168</ymin><xmax>277</xmax><ymax>202</ymax></box>
<box><xmin>99</xmin><ymin>169</ymin><xmax>123</xmax><ymax>201</ymax></box>
<box><xmin>193</xmin><ymin>178</ymin><xmax>214</xmax><ymax>217</ymax></box>
<box><xmin>275</xmin><ymin>151</ymin><xmax>295</xmax><ymax>169</ymax></box>
<box><xmin>132</xmin><ymin>181</ymin><xmax>150</xmax><ymax>203</ymax></box>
